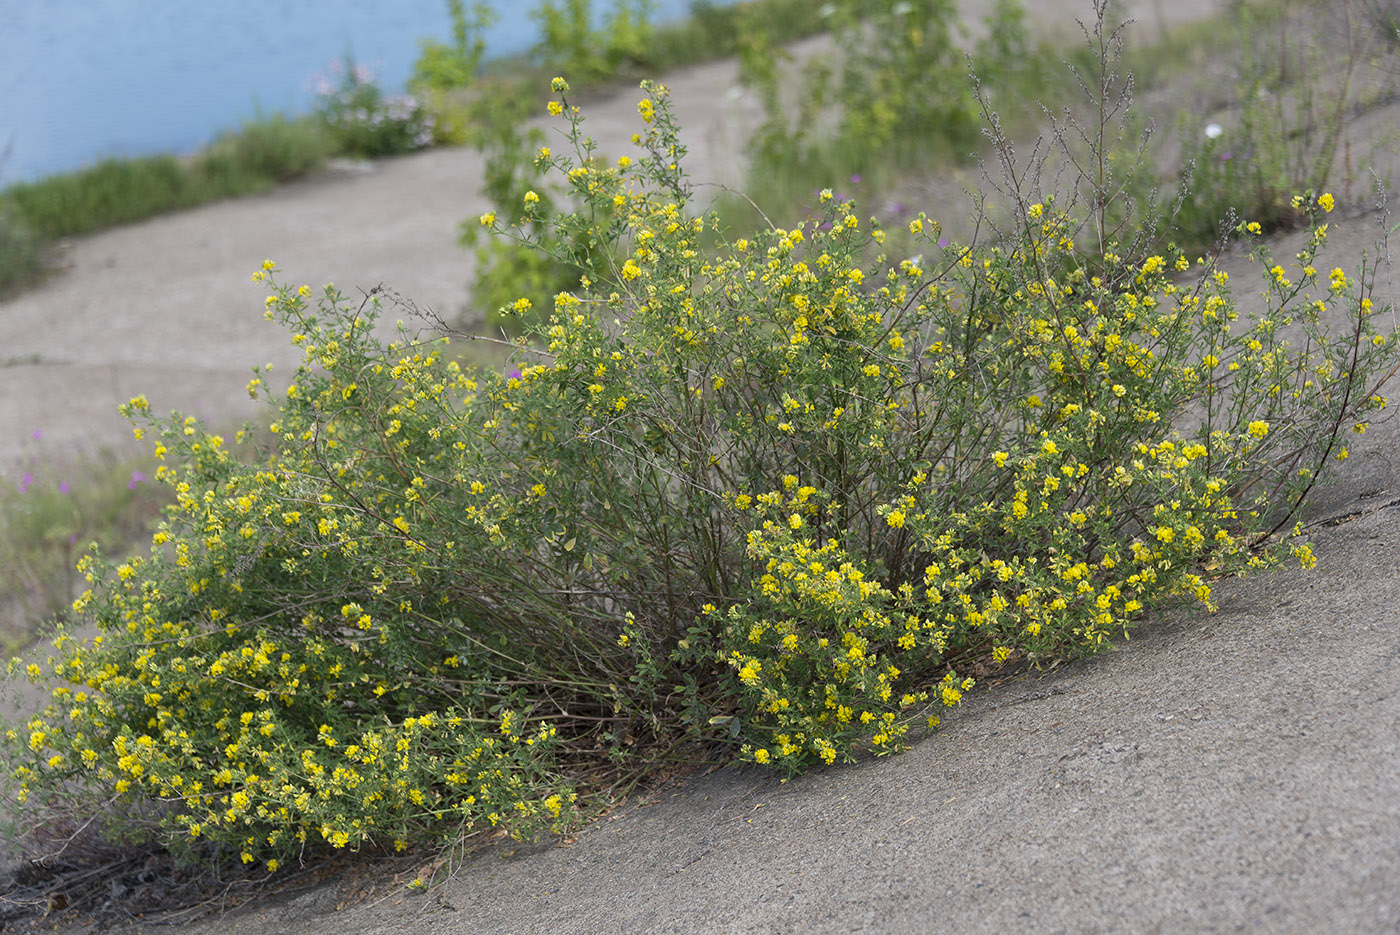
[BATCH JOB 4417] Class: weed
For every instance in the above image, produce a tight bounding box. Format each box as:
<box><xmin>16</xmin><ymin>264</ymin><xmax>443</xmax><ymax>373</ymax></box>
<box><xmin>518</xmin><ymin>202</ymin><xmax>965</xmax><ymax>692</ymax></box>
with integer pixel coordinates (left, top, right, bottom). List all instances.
<box><xmin>0</xmin><ymin>434</ymin><xmax>165</xmax><ymax>653</ymax></box>
<box><xmin>727</xmin><ymin>0</ymin><xmax>1068</xmax><ymax>237</ymax></box>
<box><xmin>195</xmin><ymin>115</ymin><xmax>333</xmax><ymax>190</ymax></box>
<box><xmin>3</xmin><ymin>114</ymin><xmax>332</xmax><ymax>246</ymax></box>
<box><xmin>1145</xmin><ymin>0</ymin><xmax>1399</xmax><ymax>255</ymax></box>
<box><xmin>0</xmin><ymin>196</ymin><xmax>42</xmax><ymax>297</ymax></box>
<box><xmin>411</xmin><ymin>0</ymin><xmax>497</xmax><ymax>93</ymax></box>
<box><xmin>311</xmin><ymin>58</ymin><xmax>437</xmax><ymax>158</ymax></box>
<box><xmin>5</xmin><ymin>44</ymin><xmax>1394</xmax><ymax>875</ymax></box>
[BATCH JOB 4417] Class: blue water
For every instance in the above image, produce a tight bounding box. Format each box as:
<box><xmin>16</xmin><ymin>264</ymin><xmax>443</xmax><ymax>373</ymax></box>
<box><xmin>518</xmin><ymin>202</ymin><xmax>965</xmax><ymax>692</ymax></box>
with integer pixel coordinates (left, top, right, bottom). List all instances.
<box><xmin>0</xmin><ymin>0</ymin><xmax>706</xmax><ymax>184</ymax></box>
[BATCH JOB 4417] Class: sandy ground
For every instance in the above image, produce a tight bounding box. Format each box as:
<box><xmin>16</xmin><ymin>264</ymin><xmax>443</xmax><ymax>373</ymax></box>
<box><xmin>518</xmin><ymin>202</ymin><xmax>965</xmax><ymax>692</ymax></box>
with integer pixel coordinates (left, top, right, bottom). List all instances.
<box><xmin>7</xmin><ymin>0</ymin><xmax>1400</xmax><ymax>932</ymax></box>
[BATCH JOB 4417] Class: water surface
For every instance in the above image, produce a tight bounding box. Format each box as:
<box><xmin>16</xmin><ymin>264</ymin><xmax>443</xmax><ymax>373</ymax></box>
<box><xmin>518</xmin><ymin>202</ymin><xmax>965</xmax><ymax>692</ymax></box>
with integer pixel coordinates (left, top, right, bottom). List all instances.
<box><xmin>0</xmin><ymin>0</ymin><xmax>703</xmax><ymax>183</ymax></box>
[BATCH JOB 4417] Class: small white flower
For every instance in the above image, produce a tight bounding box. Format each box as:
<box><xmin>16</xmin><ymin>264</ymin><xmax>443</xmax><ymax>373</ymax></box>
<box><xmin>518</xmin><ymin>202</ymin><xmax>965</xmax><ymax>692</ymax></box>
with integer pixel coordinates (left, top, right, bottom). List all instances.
<box><xmin>1204</xmin><ymin>123</ymin><xmax>1223</xmax><ymax>139</ymax></box>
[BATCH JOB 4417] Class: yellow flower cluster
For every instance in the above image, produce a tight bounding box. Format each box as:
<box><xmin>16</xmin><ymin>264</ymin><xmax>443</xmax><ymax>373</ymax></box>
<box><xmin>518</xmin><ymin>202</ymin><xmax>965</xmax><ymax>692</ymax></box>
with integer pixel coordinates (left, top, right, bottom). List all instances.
<box><xmin>11</xmin><ymin>81</ymin><xmax>1390</xmax><ymax>867</ymax></box>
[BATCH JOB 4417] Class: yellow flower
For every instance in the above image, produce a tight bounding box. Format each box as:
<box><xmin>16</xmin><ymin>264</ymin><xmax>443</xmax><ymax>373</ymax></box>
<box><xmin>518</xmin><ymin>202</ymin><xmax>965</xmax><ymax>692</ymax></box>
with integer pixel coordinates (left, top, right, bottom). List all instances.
<box><xmin>1318</xmin><ymin>192</ymin><xmax>1335</xmax><ymax>213</ymax></box>
<box><xmin>547</xmin><ymin>101</ymin><xmax>563</xmax><ymax>116</ymax></box>
<box><xmin>886</xmin><ymin>510</ymin><xmax>906</xmax><ymax>529</ymax></box>
<box><xmin>637</xmin><ymin>98</ymin><xmax>655</xmax><ymax>123</ymax></box>
<box><xmin>753</xmin><ymin>748</ymin><xmax>770</xmax><ymax>764</ymax></box>
<box><xmin>1247</xmin><ymin>420</ymin><xmax>1270</xmax><ymax>439</ymax></box>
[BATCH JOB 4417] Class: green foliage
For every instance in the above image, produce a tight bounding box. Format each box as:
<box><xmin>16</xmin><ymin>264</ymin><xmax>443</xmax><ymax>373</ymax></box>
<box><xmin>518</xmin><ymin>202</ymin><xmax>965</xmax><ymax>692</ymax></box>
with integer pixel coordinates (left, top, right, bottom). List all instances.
<box><xmin>460</xmin><ymin>81</ymin><xmax>607</xmax><ymax>331</ymax></box>
<box><xmin>1148</xmin><ymin>0</ymin><xmax>1398</xmax><ymax>255</ymax></box>
<box><xmin>0</xmin><ymin>439</ymin><xmax>165</xmax><ymax>652</ymax></box>
<box><xmin>601</xmin><ymin>0</ymin><xmax>657</xmax><ymax>74</ymax></box>
<box><xmin>194</xmin><ymin>115</ymin><xmax>334</xmax><ymax>189</ymax></box>
<box><xmin>529</xmin><ymin>0</ymin><xmax>656</xmax><ymax>84</ymax></box>
<box><xmin>0</xmin><ymin>196</ymin><xmax>42</xmax><ymax>297</ymax></box>
<box><xmin>531</xmin><ymin>0</ymin><xmax>608</xmax><ymax>83</ymax></box>
<box><xmin>6</xmin><ymin>155</ymin><xmax>199</xmax><ymax>240</ymax></box>
<box><xmin>312</xmin><ymin>58</ymin><xmax>437</xmax><ymax>158</ymax></box>
<box><xmin>412</xmin><ymin>0</ymin><xmax>497</xmax><ymax>92</ymax></box>
<box><xmin>7</xmin><ymin>71</ymin><xmax>1395</xmax><ymax>870</ymax></box>
<box><xmin>648</xmin><ymin>0</ymin><xmax>858</xmax><ymax>71</ymax></box>
<box><xmin>2</xmin><ymin>115</ymin><xmax>331</xmax><ymax>244</ymax></box>
<box><xmin>734</xmin><ymin>0</ymin><xmax>1061</xmax><ymax>229</ymax></box>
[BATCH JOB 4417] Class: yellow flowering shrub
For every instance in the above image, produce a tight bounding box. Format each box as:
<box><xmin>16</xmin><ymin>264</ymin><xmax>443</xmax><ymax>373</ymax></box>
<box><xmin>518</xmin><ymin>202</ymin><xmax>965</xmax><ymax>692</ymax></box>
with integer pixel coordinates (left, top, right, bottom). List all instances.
<box><xmin>5</xmin><ymin>81</ymin><xmax>1395</xmax><ymax>862</ymax></box>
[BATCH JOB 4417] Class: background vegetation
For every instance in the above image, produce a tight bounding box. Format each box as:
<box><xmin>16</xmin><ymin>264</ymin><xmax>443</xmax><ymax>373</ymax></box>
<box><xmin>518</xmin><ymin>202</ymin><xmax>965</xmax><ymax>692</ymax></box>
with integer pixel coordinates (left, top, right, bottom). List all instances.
<box><xmin>1</xmin><ymin>0</ymin><xmax>1398</xmax><ymax>918</ymax></box>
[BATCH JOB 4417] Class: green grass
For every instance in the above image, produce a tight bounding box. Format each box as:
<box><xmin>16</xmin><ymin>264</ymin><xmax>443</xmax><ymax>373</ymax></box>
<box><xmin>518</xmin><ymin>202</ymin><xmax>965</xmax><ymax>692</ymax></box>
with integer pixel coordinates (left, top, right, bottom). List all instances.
<box><xmin>4</xmin><ymin>116</ymin><xmax>332</xmax><ymax>243</ymax></box>
<box><xmin>647</xmin><ymin>0</ymin><xmax>879</xmax><ymax>75</ymax></box>
<box><xmin>0</xmin><ymin>199</ymin><xmax>42</xmax><ymax>300</ymax></box>
<box><xmin>0</xmin><ymin>441</ymin><xmax>169</xmax><ymax>653</ymax></box>
<box><xmin>0</xmin><ymin>114</ymin><xmax>334</xmax><ymax>297</ymax></box>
